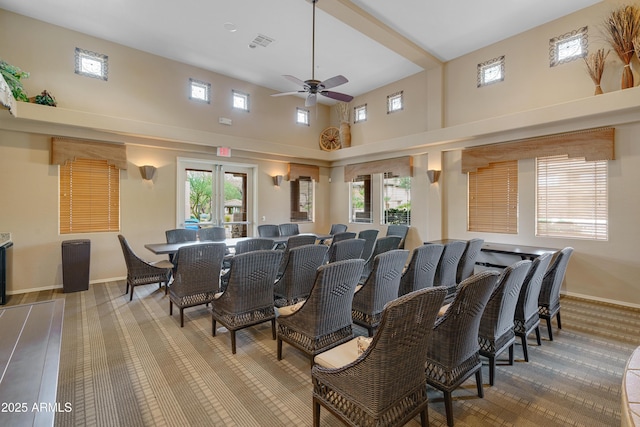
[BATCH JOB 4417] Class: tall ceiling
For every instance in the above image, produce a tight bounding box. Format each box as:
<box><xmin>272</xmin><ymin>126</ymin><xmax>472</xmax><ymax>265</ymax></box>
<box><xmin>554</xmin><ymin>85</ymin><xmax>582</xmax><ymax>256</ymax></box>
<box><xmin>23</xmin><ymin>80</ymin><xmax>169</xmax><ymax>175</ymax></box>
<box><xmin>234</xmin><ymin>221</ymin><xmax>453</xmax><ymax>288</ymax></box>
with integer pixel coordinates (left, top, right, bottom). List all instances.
<box><xmin>0</xmin><ymin>0</ymin><xmax>601</xmax><ymax>104</ymax></box>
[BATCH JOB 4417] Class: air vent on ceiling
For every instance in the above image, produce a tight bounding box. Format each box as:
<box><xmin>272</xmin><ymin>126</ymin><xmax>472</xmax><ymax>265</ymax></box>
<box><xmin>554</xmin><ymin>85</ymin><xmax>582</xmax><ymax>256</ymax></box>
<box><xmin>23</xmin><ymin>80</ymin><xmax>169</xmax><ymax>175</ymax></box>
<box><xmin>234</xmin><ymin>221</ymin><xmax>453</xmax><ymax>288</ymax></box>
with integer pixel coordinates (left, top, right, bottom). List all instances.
<box><xmin>250</xmin><ymin>34</ymin><xmax>275</xmax><ymax>48</ymax></box>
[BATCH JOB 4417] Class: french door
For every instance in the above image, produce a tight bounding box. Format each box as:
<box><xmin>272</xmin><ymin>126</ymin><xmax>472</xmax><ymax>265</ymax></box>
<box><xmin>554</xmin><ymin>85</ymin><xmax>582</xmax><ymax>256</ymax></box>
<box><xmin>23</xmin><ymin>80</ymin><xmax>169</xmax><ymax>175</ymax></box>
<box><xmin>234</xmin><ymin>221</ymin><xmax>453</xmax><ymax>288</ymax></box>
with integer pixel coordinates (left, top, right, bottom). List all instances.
<box><xmin>177</xmin><ymin>158</ymin><xmax>256</xmax><ymax>237</ymax></box>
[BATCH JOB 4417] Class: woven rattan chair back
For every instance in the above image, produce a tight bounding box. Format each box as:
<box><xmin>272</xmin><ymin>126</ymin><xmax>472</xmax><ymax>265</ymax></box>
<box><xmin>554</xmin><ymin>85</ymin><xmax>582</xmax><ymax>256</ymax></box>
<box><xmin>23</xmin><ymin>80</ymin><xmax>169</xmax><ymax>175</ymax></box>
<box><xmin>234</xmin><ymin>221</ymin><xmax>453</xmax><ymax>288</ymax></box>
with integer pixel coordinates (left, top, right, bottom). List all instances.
<box><xmin>386</xmin><ymin>224</ymin><xmax>409</xmax><ymax>248</ymax></box>
<box><xmin>331</xmin><ymin>231</ymin><xmax>356</xmax><ymax>243</ymax></box>
<box><xmin>513</xmin><ymin>252</ymin><xmax>553</xmax><ymax>362</ymax></box>
<box><xmin>274</xmin><ymin>244</ymin><xmax>328</xmax><ymax>307</ymax></box>
<box><xmin>197</xmin><ymin>226</ymin><xmax>226</xmax><ymax>241</ymax></box>
<box><xmin>538</xmin><ymin>247</ymin><xmax>574</xmax><ymax>341</ymax></box>
<box><xmin>398</xmin><ymin>243</ymin><xmax>444</xmax><ymax>297</ymax></box>
<box><xmin>478</xmin><ymin>260</ymin><xmax>531</xmax><ymax>385</ymax></box>
<box><xmin>276</xmin><ymin>234</ymin><xmax>318</xmax><ymax>277</ymax></box>
<box><xmin>456</xmin><ymin>238</ymin><xmax>484</xmax><ymax>283</ymax></box>
<box><xmin>329</xmin><ymin>224</ymin><xmax>348</xmax><ymax>235</ymax></box>
<box><xmin>165</xmin><ymin>228</ymin><xmax>197</xmax><ymax>243</ymax></box>
<box><xmin>311</xmin><ymin>286</ymin><xmax>447</xmax><ymax>427</ymax></box>
<box><xmin>278</xmin><ymin>223</ymin><xmax>300</xmax><ymax>237</ymax></box>
<box><xmin>117</xmin><ymin>234</ymin><xmax>172</xmax><ymax>301</ymax></box>
<box><xmin>434</xmin><ymin>240</ymin><xmax>467</xmax><ymax>297</ymax></box>
<box><xmin>277</xmin><ymin>259</ymin><xmax>365</xmax><ymax>363</ymax></box>
<box><xmin>257</xmin><ymin>224</ymin><xmax>280</xmax><ymax>238</ymax></box>
<box><xmin>352</xmin><ymin>249</ymin><xmax>409</xmax><ymax>336</ymax></box>
<box><xmin>326</xmin><ymin>238</ymin><xmax>365</xmax><ymax>263</ymax></box>
<box><xmin>425</xmin><ymin>270</ymin><xmax>500</xmax><ymax>427</ymax></box>
<box><xmin>235</xmin><ymin>238</ymin><xmax>275</xmax><ymax>254</ymax></box>
<box><xmin>360</xmin><ymin>236</ymin><xmax>402</xmax><ymax>282</ymax></box>
<box><xmin>211</xmin><ymin>250</ymin><xmax>283</xmax><ymax>354</ymax></box>
<box><xmin>357</xmin><ymin>229</ymin><xmax>379</xmax><ymax>263</ymax></box>
<box><xmin>168</xmin><ymin>242</ymin><xmax>226</xmax><ymax>327</ymax></box>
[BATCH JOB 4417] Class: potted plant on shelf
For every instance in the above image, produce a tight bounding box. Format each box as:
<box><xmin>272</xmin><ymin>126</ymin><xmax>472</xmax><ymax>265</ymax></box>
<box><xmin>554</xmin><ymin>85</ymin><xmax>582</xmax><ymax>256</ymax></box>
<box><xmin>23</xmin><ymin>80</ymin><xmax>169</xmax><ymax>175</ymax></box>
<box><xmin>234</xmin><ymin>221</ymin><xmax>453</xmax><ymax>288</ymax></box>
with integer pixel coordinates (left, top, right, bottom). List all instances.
<box><xmin>0</xmin><ymin>59</ymin><xmax>29</xmax><ymax>102</ymax></box>
<box><xmin>31</xmin><ymin>90</ymin><xmax>57</xmax><ymax>107</ymax></box>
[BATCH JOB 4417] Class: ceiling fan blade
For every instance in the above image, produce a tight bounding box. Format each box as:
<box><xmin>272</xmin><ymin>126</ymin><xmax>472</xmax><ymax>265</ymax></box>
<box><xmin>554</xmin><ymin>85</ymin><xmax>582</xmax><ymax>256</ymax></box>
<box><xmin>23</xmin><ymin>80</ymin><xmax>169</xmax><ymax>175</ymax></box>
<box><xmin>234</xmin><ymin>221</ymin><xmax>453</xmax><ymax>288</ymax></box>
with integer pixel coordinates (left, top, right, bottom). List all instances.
<box><xmin>305</xmin><ymin>93</ymin><xmax>317</xmax><ymax>107</ymax></box>
<box><xmin>271</xmin><ymin>91</ymin><xmax>305</xmax><ymax>97</ymax></box>
<box><xmin>320</xmin><ymin>91</ymin><xmax>354</xmax><ymax>103</ymax></box>
<box><xmin>282</xmin><ymin>75</ymin><xmax>306</xmax><ymax>86</ymax></box>
<box><xmin>321</xmin><ymin>75</ymin><xmax>348</xmax><ymax>90</ymax></box>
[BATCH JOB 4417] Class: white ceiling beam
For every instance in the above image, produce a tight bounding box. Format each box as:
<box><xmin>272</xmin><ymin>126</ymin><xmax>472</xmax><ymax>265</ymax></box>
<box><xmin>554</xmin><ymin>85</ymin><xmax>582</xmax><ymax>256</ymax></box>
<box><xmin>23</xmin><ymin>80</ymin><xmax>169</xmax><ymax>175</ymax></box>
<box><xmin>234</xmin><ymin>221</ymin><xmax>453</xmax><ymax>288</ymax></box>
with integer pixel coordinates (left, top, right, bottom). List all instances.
<box><xmin>318</xmin><ymin>0</ymin><xmax>443</xmax><ymax>70</ymax></box>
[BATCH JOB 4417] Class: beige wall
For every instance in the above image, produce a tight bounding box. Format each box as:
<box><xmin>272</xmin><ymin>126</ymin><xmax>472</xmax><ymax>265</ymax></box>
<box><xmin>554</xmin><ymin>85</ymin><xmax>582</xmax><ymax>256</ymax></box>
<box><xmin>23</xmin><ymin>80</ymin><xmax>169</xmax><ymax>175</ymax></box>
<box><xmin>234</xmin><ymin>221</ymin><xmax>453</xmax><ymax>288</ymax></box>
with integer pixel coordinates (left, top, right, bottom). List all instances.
<box><xmin>2</xmin><ymin>2</ymin><xmax>640</xmax><ymax>308</ymax></box>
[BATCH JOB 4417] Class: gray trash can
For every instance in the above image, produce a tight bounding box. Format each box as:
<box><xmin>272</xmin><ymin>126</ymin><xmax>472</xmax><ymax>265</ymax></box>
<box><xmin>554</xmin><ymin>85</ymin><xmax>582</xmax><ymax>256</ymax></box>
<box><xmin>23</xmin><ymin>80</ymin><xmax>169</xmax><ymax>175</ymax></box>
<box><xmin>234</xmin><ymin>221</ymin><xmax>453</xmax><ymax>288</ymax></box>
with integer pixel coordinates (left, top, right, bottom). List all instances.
<box><xmin>62</xmin><ymin>239</ymin><xmax>90</xmax><ymax>293</ymax></box>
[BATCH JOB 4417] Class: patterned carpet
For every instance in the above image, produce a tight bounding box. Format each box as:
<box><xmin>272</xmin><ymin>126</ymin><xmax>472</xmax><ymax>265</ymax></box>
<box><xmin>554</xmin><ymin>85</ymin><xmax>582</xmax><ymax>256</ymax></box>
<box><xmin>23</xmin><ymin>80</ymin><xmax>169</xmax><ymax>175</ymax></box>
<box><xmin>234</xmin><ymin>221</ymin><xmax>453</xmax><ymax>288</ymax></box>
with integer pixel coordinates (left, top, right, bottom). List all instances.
<box><xmin>8</xmin><ymin>281</ymin><xmax>639</xmax><ymax>426</ymax></box>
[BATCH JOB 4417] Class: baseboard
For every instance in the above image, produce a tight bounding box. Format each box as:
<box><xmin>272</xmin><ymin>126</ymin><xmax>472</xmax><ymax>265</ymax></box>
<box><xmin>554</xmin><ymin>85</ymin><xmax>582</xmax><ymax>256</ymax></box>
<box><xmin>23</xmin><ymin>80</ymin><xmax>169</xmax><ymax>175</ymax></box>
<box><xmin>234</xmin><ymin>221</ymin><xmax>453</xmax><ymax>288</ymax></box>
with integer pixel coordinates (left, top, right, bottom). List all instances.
<box><xmin>561</xmin><ymin>290</ymin><xmax>640</xmax><ymax>310</ymax></box>
<box><xmin>7</xmin><ymin>276</ymin><xmax>126</xmax><ymax>296</ymax></box>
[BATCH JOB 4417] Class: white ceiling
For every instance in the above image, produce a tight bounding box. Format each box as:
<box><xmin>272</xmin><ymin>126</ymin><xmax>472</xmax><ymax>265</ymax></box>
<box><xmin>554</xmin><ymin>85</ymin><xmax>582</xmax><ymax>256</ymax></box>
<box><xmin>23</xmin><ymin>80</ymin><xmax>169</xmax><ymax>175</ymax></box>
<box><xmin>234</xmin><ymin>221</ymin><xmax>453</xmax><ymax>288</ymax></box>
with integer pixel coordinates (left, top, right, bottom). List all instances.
<box><xmin>0</xmin><ymin>0</ymin><xmax>601</xmax><ymax>104</ymax></box>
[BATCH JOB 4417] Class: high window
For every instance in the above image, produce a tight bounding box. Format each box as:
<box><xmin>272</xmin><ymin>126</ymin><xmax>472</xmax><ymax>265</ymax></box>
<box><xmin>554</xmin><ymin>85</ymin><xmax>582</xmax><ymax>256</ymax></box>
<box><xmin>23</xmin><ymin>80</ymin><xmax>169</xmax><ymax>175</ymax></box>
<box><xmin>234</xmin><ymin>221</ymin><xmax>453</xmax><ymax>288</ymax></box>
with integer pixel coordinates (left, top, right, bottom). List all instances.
<box><xmin>296</xmin><ymin>107</ymin><xmax>309</xmax><ymax>126</ymax></box>
<box><xmin>354</xmin><ymin>104</ymin><xmax>367</xmax><ymax>123</ymax></box>
<box><xmin>382</xmin><ymin>173</ymin><xmax>411</xmax><ymax>225</ymax></box>
<box><xmin>189</xmin><ymin>78</ymin><xmax>210</xmax><ymax>103</ymax></box>
<box><xmin>232</xmin><ymin>90</ymin><xmax>249</xmax><ymax>111</ymax></box>
<box><xmin>477</xmin><ymin>56</ymin><xmax>505</xmax><ymax>87</ymax></box>
<box><xmin>350</xmin><ymin>175</ymin><xmax>372</xmax><ymax>223</ymax></box>
<box><xmin>60</xmin><ymin>158</ymin><xmax>120</xmax><ymax>234</ymax></box>
<box><xmin>468</xmin><ymin>160</ymin><xmax>518</xmax><ymax>233</ymax></box>
<box><xmin>550</xmin><ymin>27</ymin><xmax>588</xmax><ymax>67</ymax></box>
<box><xmin>75</xmin><ymin>48</ymin><xmax>108</xmax><ymax>81</ymax></box>
<box><xmin>387</xmin><ymin>91</ymin><xmax>403</xmax><ymax>114</ymax></box>
<box><xmin>536</xmin><ymin>155</ymin><xmax>607</xmax><ymax>240</ymax></box>
<box><xmin>290</xmin><ymin>178</ymin><xmax>314</xmax><ymax>222</ymax></box>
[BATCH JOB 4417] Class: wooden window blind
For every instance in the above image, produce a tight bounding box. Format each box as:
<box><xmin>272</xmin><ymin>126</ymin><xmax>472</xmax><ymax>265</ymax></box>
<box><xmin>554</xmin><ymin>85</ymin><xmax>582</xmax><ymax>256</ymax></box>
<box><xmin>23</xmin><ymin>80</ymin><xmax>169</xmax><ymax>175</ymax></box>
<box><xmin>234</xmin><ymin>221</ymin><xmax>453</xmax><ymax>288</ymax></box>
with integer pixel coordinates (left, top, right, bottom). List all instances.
<box><xmin>536</xmin><ymin>155</ymin><xmax>607</xmax><ymax>240</ymax></box>
<box><xmin>468</xmin><ymin>160</ymin><xmax>518</xmax><ymax>234</ymax></box>
<box><xmin>60</xmin><ymin>158</ymin><xmax>120</xmax><ymax>234</ymax></box>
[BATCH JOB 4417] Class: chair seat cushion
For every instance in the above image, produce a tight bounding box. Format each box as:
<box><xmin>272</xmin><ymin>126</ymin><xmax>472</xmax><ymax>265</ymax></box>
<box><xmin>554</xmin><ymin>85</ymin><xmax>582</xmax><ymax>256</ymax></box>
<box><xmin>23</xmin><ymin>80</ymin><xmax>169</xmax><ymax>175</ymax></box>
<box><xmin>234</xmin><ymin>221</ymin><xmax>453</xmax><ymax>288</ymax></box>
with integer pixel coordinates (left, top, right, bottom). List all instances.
<box><xmin>275</xmin><ymin>300</ymin><xmax>305</xmax><ymax>317</ymax></box>
<box><xmin>438</xmin><ymin>303</ymin><xmax>451</xmax><ymax>316</ymax></box>
<box><xmin>314</xmin><ymin>337</ymin><xmax>362</xmax><ymax>369</ymax></box>
<box><xmin>152</xmin><ymin>260</ymin><xmax>174</xmax><ymax>269</ymax></box>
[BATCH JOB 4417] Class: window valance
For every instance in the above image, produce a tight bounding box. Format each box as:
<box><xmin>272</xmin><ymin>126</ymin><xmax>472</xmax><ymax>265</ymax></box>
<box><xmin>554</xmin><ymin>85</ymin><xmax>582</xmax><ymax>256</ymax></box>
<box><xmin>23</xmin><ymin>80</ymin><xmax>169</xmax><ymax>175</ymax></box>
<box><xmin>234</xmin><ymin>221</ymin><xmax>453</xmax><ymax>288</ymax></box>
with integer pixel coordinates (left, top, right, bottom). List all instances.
<box><xmin>344</xmin><ymin>156</ymin><xmax>413</xmax><ymax>182</ymax></box>
<box><xmin>50</xmin><ymin>137</ymin><xmax>128</xmax><ymax>170</ymax></box>
<box><xmin>288</xmin><ymin>163</ymin><xmax>319</xmax><ymax>182</ymax></box>
<box><xmin>460</xmin><ymin>127</ymin><xmax>614</xmax><ymax>173</ymax></box>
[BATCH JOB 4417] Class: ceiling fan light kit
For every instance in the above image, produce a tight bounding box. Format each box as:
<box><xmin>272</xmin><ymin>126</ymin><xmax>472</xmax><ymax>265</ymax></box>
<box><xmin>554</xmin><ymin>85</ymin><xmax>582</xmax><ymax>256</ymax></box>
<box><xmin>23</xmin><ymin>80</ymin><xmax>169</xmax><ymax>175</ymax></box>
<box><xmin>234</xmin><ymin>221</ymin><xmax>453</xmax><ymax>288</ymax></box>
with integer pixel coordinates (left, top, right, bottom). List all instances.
<box><xmin>271</xmin><ymin>0</ymin><xmax>353</xmax><ymax>107</ymax></box>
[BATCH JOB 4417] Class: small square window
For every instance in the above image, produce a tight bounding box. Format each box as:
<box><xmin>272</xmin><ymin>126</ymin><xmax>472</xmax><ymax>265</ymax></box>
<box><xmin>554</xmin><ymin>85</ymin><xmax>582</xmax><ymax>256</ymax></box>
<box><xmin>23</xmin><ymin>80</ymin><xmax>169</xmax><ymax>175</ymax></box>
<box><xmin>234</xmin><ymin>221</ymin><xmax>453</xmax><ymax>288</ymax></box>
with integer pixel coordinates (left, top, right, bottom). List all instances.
<box><xmin>189</xmin><ymin>78</ymin><xmax>210</xmax><ymax>103</ymax></box>
<box><xmin>296</xmin><ymin>107</ymin><xmax>309</xmax><ymax>126</ymax></box>
<box><xmin>477</xmin><ymin>56</ymin><xmax>505</xmax><ymax>87</ymax></box>
<box><xmin>233</xmin><ymin>90</ymin><xmax>249</xmax><ymax>111</ymax></box>
<box><xmin>387</xmin><ymin>91</ymin><xmax>403</xmax><ymax>114</ymax></box>
<box><xmin>550</xmin><ymin>27</ymin><xmax>587</xmax><ymax>67</ymax></box>
<box><xmin>75</xmin><ymin>48</ymin><xmax>108</xmax><ymax>80</ymax></box>
<box><xmin>354</xmin><ymin>104</ymin><xmax>367</xmax><ymax>123</ymax></box>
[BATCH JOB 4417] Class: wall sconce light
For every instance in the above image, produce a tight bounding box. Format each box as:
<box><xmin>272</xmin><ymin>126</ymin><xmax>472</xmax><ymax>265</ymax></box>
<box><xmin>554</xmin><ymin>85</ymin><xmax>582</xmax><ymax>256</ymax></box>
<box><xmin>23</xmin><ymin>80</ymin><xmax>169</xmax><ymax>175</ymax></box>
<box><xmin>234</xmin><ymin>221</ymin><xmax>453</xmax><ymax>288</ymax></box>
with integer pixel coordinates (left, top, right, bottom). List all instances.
<box><xmin>139</xmin><ymin>165</ymin><xmax>157</xmax><ymax>180</ymax></box>
<box><xmin>272</xmin><ymin>175</ymin><xmax>283</xmax><ymax>187</ymax></box>
<box><xmin>427</xmin><ymin>169</ymin><xmax>441</xmax><ymax>184</ymax></box>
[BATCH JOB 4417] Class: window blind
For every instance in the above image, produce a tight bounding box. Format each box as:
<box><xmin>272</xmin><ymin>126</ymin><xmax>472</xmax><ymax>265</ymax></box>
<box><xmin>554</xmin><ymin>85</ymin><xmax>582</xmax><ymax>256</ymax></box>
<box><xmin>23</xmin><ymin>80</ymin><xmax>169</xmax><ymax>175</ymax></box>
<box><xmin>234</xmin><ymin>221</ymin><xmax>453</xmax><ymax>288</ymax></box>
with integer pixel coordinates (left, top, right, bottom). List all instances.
<box><xmin>468</xmin><ymin>160</ymin><xmax>518</xmax><ymax>234</ymax></box>
<box><xmin>60</xmin><ymin>158</ymin><xmax>120</xmax><ymax>234</ymax></box>
<box><xmin>536</xmin><ymin>155</ymin><xmax>607</xmax><ymax>240</ymax></box>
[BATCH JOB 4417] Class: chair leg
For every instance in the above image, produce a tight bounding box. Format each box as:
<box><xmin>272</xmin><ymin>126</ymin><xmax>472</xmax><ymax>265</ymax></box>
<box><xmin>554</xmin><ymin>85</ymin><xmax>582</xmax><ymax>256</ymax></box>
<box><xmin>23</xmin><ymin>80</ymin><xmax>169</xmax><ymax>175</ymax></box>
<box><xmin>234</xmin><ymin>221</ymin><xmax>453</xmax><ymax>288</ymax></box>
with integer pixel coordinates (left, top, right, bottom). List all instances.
<box><xmin>444</xmin><ymin>390</ymin><xmax>454</xmax><ymax>427</ymax></box>
<box><xmin>420</xmin><ymin>407</ymin><xmax>429</xmax><ymax>427</ymax></box>
<box><xmin>271</xmin><ymin>319</ymin><xmax>276</xmax><ymax>340</ymax></box>
<box><xmin>535</xmin><ymin>326</ymin><xmax>541</xmax><ymax>345</ymax></box>
<box><xmin>508</xmin><ymin>344</ymin><xmax>514</xmax><ymax>366</ymax></box>
<box><xmin>130</xmin><ymin>284</ymin><xmax>134</xmax><ymax>301</ymax></box>
<box><xmin>546</xmin><ymin>317</ymin><xmax>554</xmax><ymax>341</ymax></box>
<box><xmin>125</xmin><ymin>282</ymin><xmax>130</xmax><ymax>295</ymax></box>
<box><xmin>277</xmin><ymin>338</ymin><xmax>283</xmax><ymax>360</ymax></box>
<box><xmin>489</xmin><ymin>355</ymin><xmax>495</xmax><ymax>386</ymax></box>
<box><xmin>180</xmin><ymin>308</ymin><xmax>184</xmax><ymax>327</ymax></box>
<box><xmin>313</xmin><ymin>397</ymin><xmax>321</xmax><ymax>427</ymax></box>
<box><xmin>212</xmin><ymin>319</ymin><xmax>217</xmax><ymax>336</ymax></box>
<box><xmin>521</xmin><ymin>335</ymin><xmax>529</xmax><ymax>362</ymax></box>
<box><xmin>169</xmin><ymin>301</ymin><xmax>173</xmax><ymax>315</ymax></box>
<box><xmin>475</xmin><ymin>369</ymin><xmax>484</xmax><ymax>398</ymax></box>
<box><xmin>231</xmin><ymin>330</ymin><xmax>237</xmax><ymax>354</ymax></box>
<box><xmin>557</xmin><ymin>311</ymin><xmax>562</xmax><ymax>329</ymax></box>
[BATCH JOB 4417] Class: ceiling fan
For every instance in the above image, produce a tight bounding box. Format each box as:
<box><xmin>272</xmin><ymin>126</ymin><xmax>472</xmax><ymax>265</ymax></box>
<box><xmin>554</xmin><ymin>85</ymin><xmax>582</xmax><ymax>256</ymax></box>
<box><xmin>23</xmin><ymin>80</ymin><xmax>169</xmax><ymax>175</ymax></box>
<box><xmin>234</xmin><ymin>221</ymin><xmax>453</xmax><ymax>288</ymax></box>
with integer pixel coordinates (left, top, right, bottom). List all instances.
<box><xmin>271</xmin><ymin>0</ymin><xmax>353</xmax><ymax>107</ymax></box>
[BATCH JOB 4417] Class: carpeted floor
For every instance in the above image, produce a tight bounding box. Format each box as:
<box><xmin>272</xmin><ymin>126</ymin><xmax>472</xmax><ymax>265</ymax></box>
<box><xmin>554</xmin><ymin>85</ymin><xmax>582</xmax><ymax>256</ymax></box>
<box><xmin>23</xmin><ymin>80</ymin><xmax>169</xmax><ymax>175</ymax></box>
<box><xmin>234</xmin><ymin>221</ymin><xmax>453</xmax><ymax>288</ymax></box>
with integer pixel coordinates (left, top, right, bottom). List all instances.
<box><xmin>7</xmin><ymin>281</ymin><xmax>639</xmax><ymax>426</ymax></box>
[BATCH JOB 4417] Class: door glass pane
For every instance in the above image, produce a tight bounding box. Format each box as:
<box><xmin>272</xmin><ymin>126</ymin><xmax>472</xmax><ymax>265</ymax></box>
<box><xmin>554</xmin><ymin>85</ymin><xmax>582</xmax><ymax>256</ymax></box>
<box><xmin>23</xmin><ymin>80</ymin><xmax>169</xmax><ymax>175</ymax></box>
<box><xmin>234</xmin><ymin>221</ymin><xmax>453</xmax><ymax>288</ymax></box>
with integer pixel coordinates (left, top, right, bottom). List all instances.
<box><xmin>225</xmin><ymin>172</ymin><xmax>247</xmax><ymax>237</ymax></box>
<box><xmin>186</xmin><ymin>169</ymin><xmax>212</xmax><ymax>228</ymax></box>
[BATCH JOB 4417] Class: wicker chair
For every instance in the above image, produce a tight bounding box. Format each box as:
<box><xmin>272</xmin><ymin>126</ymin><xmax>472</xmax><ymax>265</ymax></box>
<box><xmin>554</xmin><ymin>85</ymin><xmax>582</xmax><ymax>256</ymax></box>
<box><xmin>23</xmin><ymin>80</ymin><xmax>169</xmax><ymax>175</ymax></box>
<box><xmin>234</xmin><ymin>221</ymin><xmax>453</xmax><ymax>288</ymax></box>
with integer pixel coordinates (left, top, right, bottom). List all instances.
<box><xmin>398</xmin><ymin>243</ymin><xmax>444</xmax><ymax>297</ymax></box>
<box><xmin>456</xmin><ymin>238</ymin><xmax>484</xmax><ymax>283</ymax></box>
<box><xmin>331</xmin><ymin>231</ymin><xmax>356</xmax><ymax>243</ymax></box>
<box><xmin>234</xmin><ymin>238</ymin><xmax>275</xmax><ymax>254</ymax></box>
<box><xmin>326</xmin><ymin>238</ymin><xmax>365</xmax><ymax>264</ymax></box>
<box><xmin>276</xmin><ymin>259</ymin><xmax>365</xmax><ymax>364</ymax></box>
<box><xmin>360</xmin><ymin>236</ymin><xmax>402</xmax><ymax>283</ymax></box>
<box><xmin>277</xmin><ymin>234</ymin><xmax>318</xmax><ymax>277</ymax></box>
<box><xmin>434</xmin><ymin>240</ymin><xmax>467</xmax><ymax>299</ymax></box>
<box><xmin>117</xmin><ymin>235</ymin><xmax>173</xmax><ymax>301</ymax></box>
<box><xmin>274</xmin><ymin>244</ymin><xmax>328</xmax><ymax>307</ymax></box>
<box><xmin>211</xmin><ymin>250</ymin><xmax>283</xmax><ymax>354</ymax></box>
<box><xmin>278</xmin><ymin>223</ymin><xmax>300</xmax><ymax>237</ymax></box>
<box><xmin>329</xmin><ymin>224</ymin><xmax>348</xmax><ymax>235</ymax></box>
<box><xmin>424</xmin><ymin>271</ymin><xmax>500</xmax><ymax>427</ymax></box>
<box><xmin>197</xmin><ymin>226</ymin><xmax>226</xmax><ymax>241</ymax></box>
<box><xmin>386</xmin><ymin>224</ymin><xmax>409</xmax><ymax>248</ymax></box>
<box><xmin>538</xmin><ymin>247</ymin><xmax>574</xmax><ymax>341</ymax></box>
<box><xmin>168</xmin><ymin>242</ymin><xmax>226</xmax><ymax>327</ymax></box>
<box><xmin>165</xmin><ymin>228</ymin><xmax>198</xmax><ymax>264</ymax></box>
<box><xmin>312</xmin><ymin>287</ymin><xmax>447</xmax><ymax>427</ymax></box>
<box><xmin>478</xmin><ymin>260</ymin><xmax>531</xmax><ymax>385</ymax></box>
<box><xmin>352</xmin><ymin>249</ymin><xmax>408</xmax><ymax>336</ymax></box>
<box><xmin>257</xmin><ymin>224</ymin><xmax>280</xmax><ymax>238</ymax></box>
<box><xmin>357</xmin><ymin>229</ymin><xmax>379</xmax><ymax>264</ymax></box>
<box><xmin>513</xmin><ymin>252</ymin><xmax>553</xmax><ymax>362</ymax></box>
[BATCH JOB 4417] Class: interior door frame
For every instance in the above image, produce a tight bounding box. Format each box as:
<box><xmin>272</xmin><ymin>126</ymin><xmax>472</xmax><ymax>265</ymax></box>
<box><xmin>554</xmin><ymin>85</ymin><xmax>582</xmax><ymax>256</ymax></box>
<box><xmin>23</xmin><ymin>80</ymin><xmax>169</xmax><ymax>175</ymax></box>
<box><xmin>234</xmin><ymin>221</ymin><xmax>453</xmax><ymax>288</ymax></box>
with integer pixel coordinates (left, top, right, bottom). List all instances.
<box><xmin>176</xmin><ymin>157</ymin><xmax>258</xmax><ymax>236</ymax></box>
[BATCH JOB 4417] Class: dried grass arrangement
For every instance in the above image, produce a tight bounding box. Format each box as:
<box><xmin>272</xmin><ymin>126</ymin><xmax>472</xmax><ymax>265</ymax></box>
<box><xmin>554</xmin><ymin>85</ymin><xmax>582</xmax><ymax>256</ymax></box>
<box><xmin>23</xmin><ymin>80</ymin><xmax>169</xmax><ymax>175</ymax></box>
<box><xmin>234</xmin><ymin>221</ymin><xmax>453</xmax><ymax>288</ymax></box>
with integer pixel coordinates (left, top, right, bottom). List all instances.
<box><xmin>584</xmin><ymin>48</ymin><xmax>609</xmax><ymax>95</ymax></box>
<box><xmin>336</xmin><ymin>101</ymin><xmax>350</xmax><ymax>123</ymax></box>
<box><xmin>336</xmin><ymin>102</ymin><xmax>351</xmax><ymax>148</ymax></box>
<box><xmin>603</xmin><ymin>5</ymin><xmax>640</xmax><ymax>89</ymax></box>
